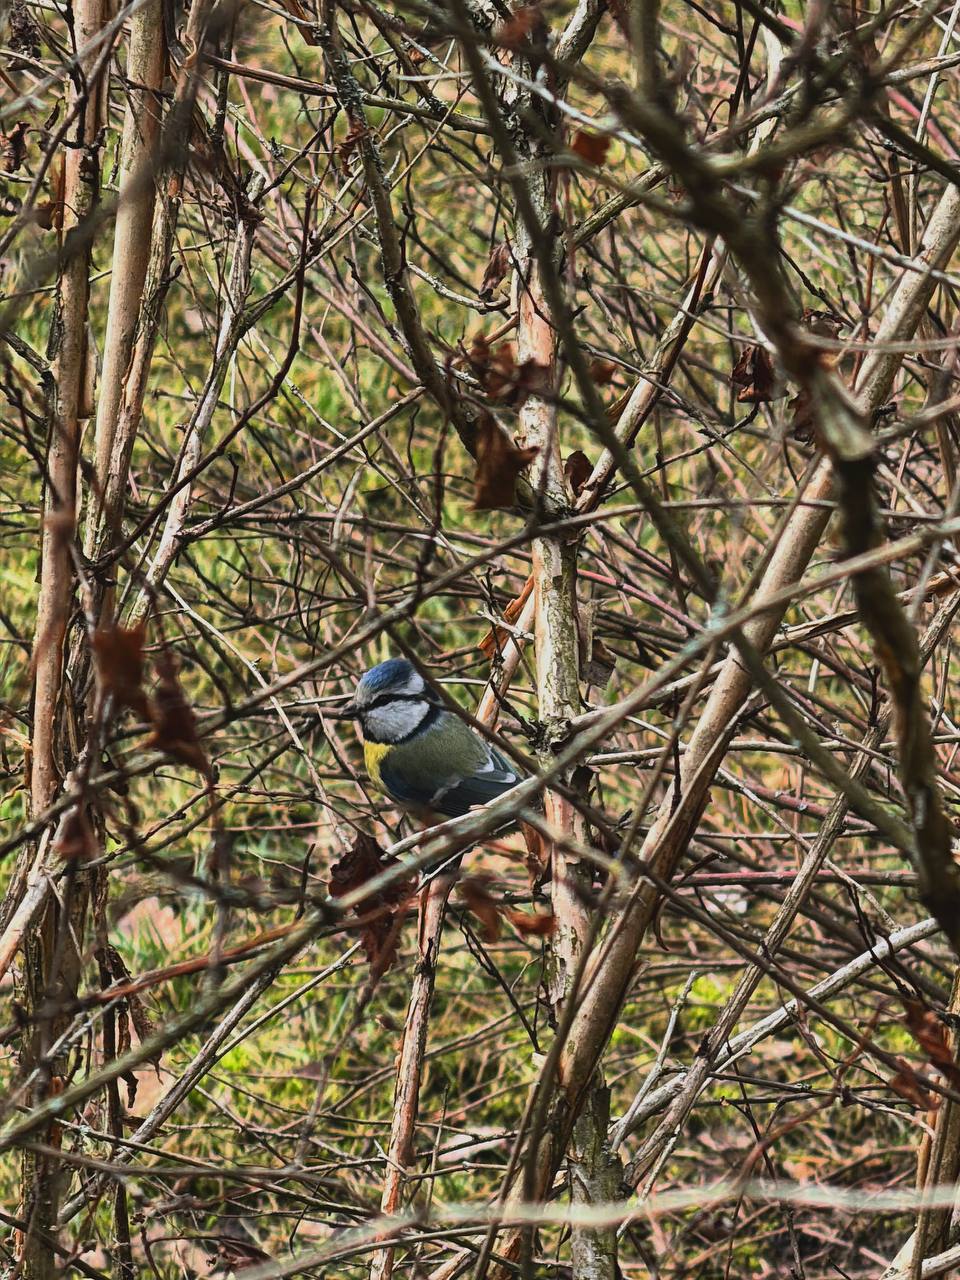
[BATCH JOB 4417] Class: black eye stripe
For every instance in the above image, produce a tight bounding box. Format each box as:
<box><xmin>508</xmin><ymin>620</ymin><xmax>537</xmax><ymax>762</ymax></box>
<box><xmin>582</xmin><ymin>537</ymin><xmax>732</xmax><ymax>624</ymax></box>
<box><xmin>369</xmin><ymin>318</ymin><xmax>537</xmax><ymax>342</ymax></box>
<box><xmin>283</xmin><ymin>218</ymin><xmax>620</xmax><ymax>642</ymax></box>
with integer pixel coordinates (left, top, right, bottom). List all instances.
<box><xmin>364</xmin><ymin>691</ymin><xmax>426</xmax><ymax>711</ymax></box>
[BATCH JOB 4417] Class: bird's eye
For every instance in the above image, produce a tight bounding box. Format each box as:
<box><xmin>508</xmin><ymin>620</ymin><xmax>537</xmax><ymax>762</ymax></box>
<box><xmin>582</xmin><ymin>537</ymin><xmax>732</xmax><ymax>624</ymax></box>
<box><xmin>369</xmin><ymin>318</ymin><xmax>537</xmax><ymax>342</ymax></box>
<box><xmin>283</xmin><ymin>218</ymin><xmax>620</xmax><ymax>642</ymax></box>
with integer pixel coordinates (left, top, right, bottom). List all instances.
<box><xmin>366</xmin><ymin>693</ymin><xmax>399</xmax><ymax>710</ymax></box>
<box><xmin>364</xmin><ymin>691</ymin><xmax>421</xmax><ymax>710</ymax></box>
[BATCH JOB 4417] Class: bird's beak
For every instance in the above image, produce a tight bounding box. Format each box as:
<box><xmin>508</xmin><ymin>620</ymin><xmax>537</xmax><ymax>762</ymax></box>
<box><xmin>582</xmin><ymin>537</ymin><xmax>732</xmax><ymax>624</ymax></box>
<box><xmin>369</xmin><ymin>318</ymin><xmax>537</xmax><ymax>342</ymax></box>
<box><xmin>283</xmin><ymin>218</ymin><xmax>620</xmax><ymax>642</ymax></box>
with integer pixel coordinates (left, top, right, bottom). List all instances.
<box><xmin>324</xmin><ymin>702</ymin><xmax>359</xmax><ymax>720</ymax></box>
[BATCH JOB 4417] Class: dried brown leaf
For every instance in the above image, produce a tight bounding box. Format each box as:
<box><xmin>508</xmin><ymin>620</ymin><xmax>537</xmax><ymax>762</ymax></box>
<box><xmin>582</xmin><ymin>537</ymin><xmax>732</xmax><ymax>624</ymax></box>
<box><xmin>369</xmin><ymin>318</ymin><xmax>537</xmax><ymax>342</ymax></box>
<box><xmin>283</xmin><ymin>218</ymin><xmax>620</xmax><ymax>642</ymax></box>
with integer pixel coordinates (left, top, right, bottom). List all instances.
<box><xmin>54</xmin><ymin>808</ymin><xmax>95</xmax><ymax>861</ymax></box>
<box><xmin>788</xmin><ymin>387</ymin><xmax>815</xmax><ymax>444</ymax></box>
<box><xmin>479</xmin><ymin>240</ymin><xmax>511</xmax><ymax>299</ymax></box>
<box><xmin>467</xmin><ymin>335</ymin><xmax>549</xmax><ymax>405</ymax></box>
<box><xmin>496</xmin><ymin>4</ymin><xmax>543</xmax><ymax>49</ymax></box>
<box><xmin>521</xmin><ymin>821</ymin><xmax>549</xmax><ymax>888</ymax></box>
<box><xmin>588</xmin><ymin>357</ymin><xmax>617</xmax><ymax>385</ymax></box>
<box><xmin>148</xmin><ymin>649</ymin><xmax>211</xmax><ymax>775</ymax></box>
<box><xmin>467</xmin><ymin>334</ymin><xmax>549</xmax><ymax>406</ymax></box>
<box><xmin>328</xmin><ymin>832</ymin><xmax>414</xmax><ymax>976</ymax></box>
<box><xmin>583</xmin><ymin>636</ymin><xmax>617</xmax><ymax>686</ymax></box>
<box><xmin>473</xmin><ymin>414</ymin><xmax>538</xmax><ymax>510</ymax></box>
<box><xmin>571</xmin><ymin>130</ymin><xmax>611</xmax><ymax>166</ymax></box>
<box><xmin>117</xmin><ymin>1003</ymin><xmax>134</xmax><ymax>1107</ymax></box>
<box><xmin>121</xmin><ymin>1068</ymin><xmax>139</xmax><ymax>1109</ymax></box>
<box><xmin>606</xmin><ymin>386</ymin><xmax>632</xmax><ymax>424</ymax></box>
<box><xmin>513</xmin><ymin>360</ymin><xmax>550</xmax><ymax>405</ymax></box>
<box><xmin>890</xmin><ymin>1059</ymin><xmax>937</xmax><ymax>1110</ymax></box>
<box><xmin>730</xmin><ymin>343</ymin><xmax>779</xmax><ymax>403</ymax></box>
<box><xmin>459</xmin><ymin>875</ymin><xmax>502</xmax><ymax>941</ymax></box>
<box><xmin>2</xmin><ymin>121</ymin><xmax>29</xmax><ymax>174</ymax></box>
<box><xmin>31</xmin><ymin>200</ymin><xmax>56</xmax><ymax>230</ymax></box>
<box><xmin>92</xmin><ymin>622</ymin><xmax>150</xmax><ymax>720</ymax></box>
<box><xmin>469</xmin><ymin>334</ymin><xmax>513</xmax><ymax>398</ymax></box>
<box><xmin>277</xmin><ymin>0</ymin><xmax>320</xmax><ymax>42</ymax></box>
<box><xmin>564</xmin><ymin>449</ymin><xmax>592</xmax><ymax>496</ymax></box>
<box><xmin>338</xmin><ymin>119</ymin><xmax>368</xmax><ymax>166</ymax></box>
<box><xmin>127</xmin><ymin>989</ymin><xmax>158</xmax><ymax>1050</ymax></box>
<box><xmin>506</xmin><ymin>907</ymin><xmax>556</xmax><ymax>936</ymax></box>
<box><xmin>902</xmin><ymin>999</ymin><xmax>960</xmax><ymax>1088</ymax></box>
<box><xmin>98</xmin><ymin>944</ymin><xmax>162</xmax><ymax>1071</ymax></box>
<box><xmin>117</xmin><ymin>1002</ymin><xmax>131</xmax><ymax>1058</ymax></box>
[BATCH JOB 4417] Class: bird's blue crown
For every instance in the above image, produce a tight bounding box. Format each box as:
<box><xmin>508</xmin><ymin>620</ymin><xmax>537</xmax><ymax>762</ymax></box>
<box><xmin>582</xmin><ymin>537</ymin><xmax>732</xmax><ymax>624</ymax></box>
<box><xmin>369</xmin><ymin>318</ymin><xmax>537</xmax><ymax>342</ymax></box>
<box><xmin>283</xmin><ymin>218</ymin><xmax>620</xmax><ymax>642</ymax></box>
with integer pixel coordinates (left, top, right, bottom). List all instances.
<box><xmin>359</xmin><ymin>658</ymin><xmax>415</xmax><ymax>692</ymax></box>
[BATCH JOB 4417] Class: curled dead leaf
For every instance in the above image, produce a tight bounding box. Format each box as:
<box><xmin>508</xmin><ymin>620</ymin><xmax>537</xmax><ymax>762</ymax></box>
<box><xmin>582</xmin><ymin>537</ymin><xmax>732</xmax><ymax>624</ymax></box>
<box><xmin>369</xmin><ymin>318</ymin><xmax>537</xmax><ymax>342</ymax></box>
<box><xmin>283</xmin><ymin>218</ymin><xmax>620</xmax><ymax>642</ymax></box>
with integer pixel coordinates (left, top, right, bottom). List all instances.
<box><xmin>521</xmin><ymin>822</ymin><xmax>549</xmax><ymax>887</ymax></box>
<box><xmin>55</xmin><ymin>808</ymin><xmax>96</xmax><ymax>861</ymax></box>
<box><xmin>467</xmin><ymin>334</ymin><xmax>549</xmax><ymax>407</ymax></box>
<box><xmin>730</xmin><ymin>343</ymin><xmax>779</xmax><ymax>403</ymax></box>
<box><xmin>473</xmin><ymin>414</ymin><xmax>538</xmax><ymax>510</ymax></box>
<box><xmin>338</xmin><ymin>119</ymin><xmax>368</xmax><ymax>166</ymax></box>
<box><xmin>2</xmin><ymin>121</ymin><xmax>29</xmax><ymax>174</ymax></box>
<box><xmin>788</xmin><ymin>387</ymin><xmax>815</xmax><ymax>444</ymax></box>
<box><xmin>564</xmin><ymin>449</ymin><xmax>592</xmax><ymax>496</ymax></box>
<box><xmin>479</xmin><ymin>240</ymin><xmax>511</xmax><ymax>299</ymax></box>
<box><xmin>148</xmin><ymin>648</ymin><xmax>211</xmax><ymax>776</ymax></box>
<box><xmin>277</xmin><ymin>0</ymin><xmax>320</xmax><ymax>42</ymax></box>
<box><xmin>571</xmin><ymin>131</ymin><xmax>611</xmax><ymax>166</ymax></box>
<box><xmin>459</xmin><ymin>875</ymin><xmax>554</xmax><ymax>942</ymax></box>
<box><xmin>583</xmin><ymin>636</ymin><xmax>617</xmax><ymax>686</ymax></box>
<box><xmin>468</xmin><ymin>334</ymin><xmax>515</xmax><ymax>399</ymax></box>
<box><xmin>328</xmin><ymin>832</ymin><xmax>414</xmax><ymax>976</ymax></box>
<box><xmin>30</xmin><ymin>200</ymin><xmax>56</xmax><ymax>230</ymax></box>
<box><xmin>93</xmin><ymin>622</ymin><xmax>150</xmax><ymax>720</ymax></box>
<box><xmin>496</xmin><ymin>4</ymin><xmax>544</xmax><ymax>50</ymax></box>
<box><xmin>459</xmin><ymin>875</ymin><xmax>501</xmax><ymax>942</ymax></box>
<box><xmin>902</xmin><ymin>998</ymin><xmax>960</xmax><ymax>1089</ymax></box>
<box><xmin>606</xmin><ymin>386</ymin><xmax>633</xmax><ymax>424</ymax></box>
<box><xmin>588</xmin><ymin>358</ymin><xmax>617</xmax><ymax>386</ymax></box>
<box><xmin>890</xmin><ymin>1059</ymin><xmax>938</xmax><ymax>1111</ymax></box>
<box><xmin>506</xmin><ymin>907</ymin><xmax>556</xmax><ymax>936</ymax></box>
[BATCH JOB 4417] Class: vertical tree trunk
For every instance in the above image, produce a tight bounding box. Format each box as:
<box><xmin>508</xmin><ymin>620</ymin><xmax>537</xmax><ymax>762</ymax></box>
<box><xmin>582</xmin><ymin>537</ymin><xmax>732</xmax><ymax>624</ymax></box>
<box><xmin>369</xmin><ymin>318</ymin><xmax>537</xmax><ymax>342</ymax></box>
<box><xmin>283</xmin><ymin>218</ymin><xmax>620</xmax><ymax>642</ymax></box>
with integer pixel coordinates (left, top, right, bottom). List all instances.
<box><xmin>368</xmin><ymin>878</ymin><xmax>449</xmax><ymax>1280</ymax></box>
<box><xmin>83</xmin><ymin>0</ymin><xmax>166</xmax><ymax>560</ymax></box>
<box><xmin>87</xmin><ymin>0</ymin><xmax>213</xmax><ymax>575</ymax></box>
<box><xmin>31</xmin><ymin>0</ymin><xmax>106</xmax><ymax>807</ymax></box>
<box><xmin>514</xmin><ymin>126</ymin><xmax>619</xmax><ymax>1280</ymax></box>
<box><xmin>21</xmin><ymin>0</ymin><xmax>107</xmax><ymax>1272</ymax></box>
<box><xmin>909</xmin><ymin>970</ymin><xmax>960</xmax><ymax>1275</ymax></box>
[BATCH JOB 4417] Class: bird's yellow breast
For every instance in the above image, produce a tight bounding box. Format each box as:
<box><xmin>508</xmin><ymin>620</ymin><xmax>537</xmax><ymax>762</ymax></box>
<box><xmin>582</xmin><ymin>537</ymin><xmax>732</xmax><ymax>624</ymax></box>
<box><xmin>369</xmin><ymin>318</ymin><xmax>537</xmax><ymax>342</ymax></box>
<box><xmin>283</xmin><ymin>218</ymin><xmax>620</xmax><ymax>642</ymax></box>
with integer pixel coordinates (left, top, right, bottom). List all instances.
<box><xmin>363</xmin><ymin>739</ymin><xmax>390</xmax><ymax>788</ymax></box>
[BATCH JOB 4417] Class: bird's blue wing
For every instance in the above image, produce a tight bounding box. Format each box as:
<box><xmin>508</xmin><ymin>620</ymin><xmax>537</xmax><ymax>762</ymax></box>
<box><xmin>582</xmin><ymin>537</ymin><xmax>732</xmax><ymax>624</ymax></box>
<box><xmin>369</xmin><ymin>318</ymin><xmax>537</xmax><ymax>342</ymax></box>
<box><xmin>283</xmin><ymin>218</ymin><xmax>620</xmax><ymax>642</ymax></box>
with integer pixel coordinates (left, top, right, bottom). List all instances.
<box><xmin>431</xmin><ymin>747</ymin><xmax>521</xmax><ymax>818</ymax></box>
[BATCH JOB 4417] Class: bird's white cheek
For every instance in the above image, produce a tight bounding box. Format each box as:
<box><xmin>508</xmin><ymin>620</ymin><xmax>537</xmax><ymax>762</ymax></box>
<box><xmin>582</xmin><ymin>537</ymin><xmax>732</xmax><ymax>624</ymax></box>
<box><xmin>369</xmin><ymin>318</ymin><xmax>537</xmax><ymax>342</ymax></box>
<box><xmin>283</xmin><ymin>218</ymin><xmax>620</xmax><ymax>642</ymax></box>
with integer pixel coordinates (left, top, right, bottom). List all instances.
<box><xmin>364</xmin><ymin>699</ymin><xmax>430</xmax><ymax>741</ymax></box>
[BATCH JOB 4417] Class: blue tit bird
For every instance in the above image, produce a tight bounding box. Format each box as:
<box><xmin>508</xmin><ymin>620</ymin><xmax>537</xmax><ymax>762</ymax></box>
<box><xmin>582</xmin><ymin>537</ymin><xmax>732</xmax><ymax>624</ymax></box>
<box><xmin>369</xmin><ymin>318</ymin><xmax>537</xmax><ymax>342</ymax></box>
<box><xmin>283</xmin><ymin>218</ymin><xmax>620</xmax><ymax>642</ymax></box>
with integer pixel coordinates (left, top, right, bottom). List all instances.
<box><xmin>335</xmin><ymin>658</ymin><xmax>523</xmax><ymax>818</ymax></box>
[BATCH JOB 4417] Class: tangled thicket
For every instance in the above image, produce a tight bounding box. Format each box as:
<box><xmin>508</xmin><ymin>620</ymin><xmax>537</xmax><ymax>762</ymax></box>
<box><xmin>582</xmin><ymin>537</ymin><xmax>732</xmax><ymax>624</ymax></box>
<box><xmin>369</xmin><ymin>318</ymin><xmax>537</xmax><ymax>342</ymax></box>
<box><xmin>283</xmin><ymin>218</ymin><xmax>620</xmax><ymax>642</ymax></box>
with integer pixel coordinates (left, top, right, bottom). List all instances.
<box><xmin>3</xmin><ymin>0</ymin><xmax>960</xmax><ymax>1276</ymax></box>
